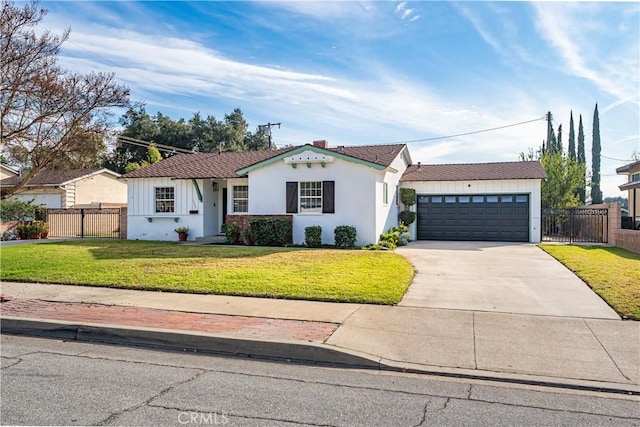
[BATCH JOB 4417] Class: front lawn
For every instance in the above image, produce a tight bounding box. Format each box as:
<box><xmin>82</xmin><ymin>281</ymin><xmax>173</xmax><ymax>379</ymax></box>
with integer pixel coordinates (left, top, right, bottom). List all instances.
<box><xmin>0</xmin><ymin>240</ymin><xmax>414</xmax><ymax>304</ymax></box>
<box><xmin>539</xmin><ymin>245</ymin><xmax>640</xmax><ymax>320</ymax></box>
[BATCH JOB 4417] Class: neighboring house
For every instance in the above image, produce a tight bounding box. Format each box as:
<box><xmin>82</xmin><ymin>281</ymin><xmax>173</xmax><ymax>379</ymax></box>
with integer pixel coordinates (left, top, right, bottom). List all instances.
<box><xmin>0</xmin><ymin>168</ymin><xmax>127</xmax><ymax>208</ymax></box>
<box><xmin>123</xmin><ymin>140</ymin><xmax>546</xmax><ymax>244</ymax></box>
<box><xmin>0</xmin><ymin>164</ymin><xmax>19</xmax><ymax>180</ymax></box>
<box><xmin>616</xmin><ymin>160</ymin><xmax>640</xmax><ymax>227</ymax></box>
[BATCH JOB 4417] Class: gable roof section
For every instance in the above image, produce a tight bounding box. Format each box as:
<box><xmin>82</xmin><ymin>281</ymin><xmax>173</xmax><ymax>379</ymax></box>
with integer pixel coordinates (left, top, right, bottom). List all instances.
<box><xmin>237</xmin><ymin>144</ymin><xmax>407</xmax><ymax>175</ymax></box>
<box><xmin>1</xmin><ymin>164</ymin><xmax>18</xmax><ymax>176</ymax></box>
<box><xmin>401</xmin><ymin>161</ymin><xmax>547</xmax><ymax>182</ymax></box>
<box><xmin>122</xmin><ymin>147</ymin><xmax>296</xmax><ymax>179</ymax></box>
<box><xmin>1</xmin><ymin>168</ymin><xmax>121</xmax><ymax>187</ymax></box>
<box><xmin>616</xmin><ymin>160</ymin><xmax>640</xmax><ymax>174</ymax></box>
<box><xmin>123</xmin><ymin>144</ymin><xmax>408</xmax><ymax>179</ymax></box>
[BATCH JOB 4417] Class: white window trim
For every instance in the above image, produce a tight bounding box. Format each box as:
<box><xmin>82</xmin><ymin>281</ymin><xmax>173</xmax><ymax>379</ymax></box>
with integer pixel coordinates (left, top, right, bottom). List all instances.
<box><xmin>154</xmin><ymin>186</ymin><xmax>175</xmax><ymax>213</ymax></box>
<box><xmin>232</xmin><ymin>185</ymin><xmax>249</xmax><ymax>213</ymax></box>
<box><xmin>299</xmin><ymin>181</ymin><xmax>322</xmax><ymax>214</ymax></box>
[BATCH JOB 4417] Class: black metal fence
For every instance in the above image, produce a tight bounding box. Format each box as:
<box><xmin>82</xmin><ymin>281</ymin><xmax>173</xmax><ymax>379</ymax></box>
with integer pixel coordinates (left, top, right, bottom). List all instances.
<box><xmin>541</xmin><ymin>208</ymin><xmax>609</xmax><ymax>243</ymax></box>
<box><xmin>46</xmin><ymin>208</ymin><xmax>121</xmax><ymax>238</ymax></box>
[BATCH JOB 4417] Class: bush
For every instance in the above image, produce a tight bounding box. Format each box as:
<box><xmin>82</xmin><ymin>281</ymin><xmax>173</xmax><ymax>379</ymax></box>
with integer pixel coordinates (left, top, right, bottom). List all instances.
<box><xmin>249</xmin><ymin>217</ymin><xmax>292</xmax><ymax>247</ymax></box>
<box><xmin>305</xmin><ymin>225</ymin><xmax>322</xmax><ymax>247</ymax></box>
<box><xmin>0</xmin><ymin>198</ymin><xmax>43</xmax><ymax>222</ymax></box>
<box><xmin>221</xmin><ymin>222</ymin><xmax>240</xmax><ymax>243</ymax></box>
<box><xmin>334</xmin><ymin>225</ymin><xmax>357</xmax><ymax>248</ymax></box>
<box><xmin>399</xmin><ymin>210</ymin><xmax>416</xmax><ymax>226</ymax></box>
<box><xmin>400</xmin><ymin>188</ymin><xmax>416</xmax><ymax>207</ymax></box>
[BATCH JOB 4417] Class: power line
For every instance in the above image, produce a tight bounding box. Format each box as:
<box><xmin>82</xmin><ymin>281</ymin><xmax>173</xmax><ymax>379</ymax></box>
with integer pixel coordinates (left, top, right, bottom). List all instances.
<box><xmin>117</xmin><ymin>135</ymin><xmax>194</xmax><ymax>154</ymax></box>
<box><xmin>382</xmin><ymin>116</ymin><xmax>547</xmax><ymax>145</ymax></box>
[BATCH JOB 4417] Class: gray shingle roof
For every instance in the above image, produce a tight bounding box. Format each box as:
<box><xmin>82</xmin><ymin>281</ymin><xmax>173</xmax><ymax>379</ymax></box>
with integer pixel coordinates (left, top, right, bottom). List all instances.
<box><xmin>1</xmin><ymin>168</ymin><xmax>116</xmax><ymax>187</ymax></box>
<box><xmin>401</xmin><ymin>161</ymin><xmax>546</xmax><ymax>182</ymax></box>
<box><xmin>122</xmin><ymin>144</ymin><xmax>408</xmax><ymax>179</ymax></box>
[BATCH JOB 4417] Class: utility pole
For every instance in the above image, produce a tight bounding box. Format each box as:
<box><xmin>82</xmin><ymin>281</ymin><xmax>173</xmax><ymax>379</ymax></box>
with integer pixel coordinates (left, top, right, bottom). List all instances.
<box><xmin>545</xmin><ymin>111</ymin><xmax>553</xmax><ymax>153</ymax></box>
<box><xmin>258</xmin><ymin>122</ymin><xmax>281</xmax><ymax>150</ymax></box>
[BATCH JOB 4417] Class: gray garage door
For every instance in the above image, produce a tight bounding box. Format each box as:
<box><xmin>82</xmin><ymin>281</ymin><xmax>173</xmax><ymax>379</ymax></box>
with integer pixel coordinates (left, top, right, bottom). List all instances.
<box><xmin>417</xmin><ymin>194</ymin><xmax>529</xmax><ymax>242</ymax></box>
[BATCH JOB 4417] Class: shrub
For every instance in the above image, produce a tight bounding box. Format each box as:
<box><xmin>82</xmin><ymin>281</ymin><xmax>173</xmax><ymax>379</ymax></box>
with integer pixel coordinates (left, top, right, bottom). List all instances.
<box><xmin>400</xmin><ymin>188</ymin><xmax>416</xmax><ymax>208</ymax></box>
<box><xmin>334</xmin><ymin>225</ymin><xmax>357</xmax><ymax>248</ymax></box>
<box><xmin>399</xmin><ymin>210</ymin><xmax>416</xmax><ymax>226</ymax></box>
<box><xmin>0</xmin><ymin>198</ymin><xmax>43</xmax><ymax>222</ymax></box>
<box><xmin>305</xmin><ymin>225</ymin><xmax>322</xmax><ymax>247</ymax></box>
<box><xmin>249</xmin><ymin>217</ymin><xmax>292</xmax><ymax>247</ymax></box>
<box><xmin>221</xmin><ymin>222</ymin><xmax>240</xmax><ymax>243</ymax></box>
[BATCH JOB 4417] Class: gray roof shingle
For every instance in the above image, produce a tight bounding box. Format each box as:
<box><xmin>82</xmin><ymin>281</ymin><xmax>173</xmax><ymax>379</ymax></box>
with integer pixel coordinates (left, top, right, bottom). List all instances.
<box><xmin>401</xmin><ymin>161</ymin><xmax>546</xmax><ymax>182</ymax></box>
<box><xmin>1</xmin><ymin>168</ymin><xmax>115</xmax><ymax>187</ymax></box>
<box><xmin>122</xmin><ymin>144</ymin><xmax>407</xmax><ymax>179</ymax></box>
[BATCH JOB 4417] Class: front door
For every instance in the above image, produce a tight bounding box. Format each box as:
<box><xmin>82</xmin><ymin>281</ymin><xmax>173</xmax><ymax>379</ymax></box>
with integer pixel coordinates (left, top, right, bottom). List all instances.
<box><xmin>222</xmin><ymin>187</ymin><xmax>228</xmax><ymax>226</ymax></box>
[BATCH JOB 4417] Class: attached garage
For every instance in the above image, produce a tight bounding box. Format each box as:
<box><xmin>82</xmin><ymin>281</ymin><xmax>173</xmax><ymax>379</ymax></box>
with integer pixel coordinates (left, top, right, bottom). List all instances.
<box><xmin>401</xmin><ymin>161</ymin><xmax>547</xmax><ymax>243</ymax></box>
<box><xmin>416</xmin><ymin>193</ymin><xmax>529</xmax><ymax>241</ymax></box>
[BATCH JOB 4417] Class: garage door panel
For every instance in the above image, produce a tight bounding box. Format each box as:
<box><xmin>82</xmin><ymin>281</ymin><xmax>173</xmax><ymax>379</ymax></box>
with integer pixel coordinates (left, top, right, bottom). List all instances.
<box><xmin>417</xmin><ymin>193</ymin><xmax>529</xmax><ymax>242</ymax></box>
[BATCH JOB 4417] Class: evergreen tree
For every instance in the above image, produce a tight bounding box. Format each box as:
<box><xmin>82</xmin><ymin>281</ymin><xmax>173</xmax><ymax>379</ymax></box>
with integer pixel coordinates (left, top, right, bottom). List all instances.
<box><xmin>568</xmin><ymin>111</ymin><xmax>576</xmax><ymax>160</ymax></box>
<box><xmin>591</xmin><ymin>103</ymin><xmax>602</xmax><ymax>204</ymax></box>
<box><xmin>556</xmin><ymin>124</ymin><xmax>562</xmax><ymax>154</ymax></box>
<box><xmin>577</xmin><ymin>114</ymin><xmax>586</xmax><ymax>204</ymax></box>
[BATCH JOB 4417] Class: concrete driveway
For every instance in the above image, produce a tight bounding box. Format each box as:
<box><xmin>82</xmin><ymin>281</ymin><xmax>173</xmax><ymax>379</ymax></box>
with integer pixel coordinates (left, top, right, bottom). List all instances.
<box><xmin>396</xmin><ymin>241</ymin><xmax>620</xmax><ymax>319</ymax></box>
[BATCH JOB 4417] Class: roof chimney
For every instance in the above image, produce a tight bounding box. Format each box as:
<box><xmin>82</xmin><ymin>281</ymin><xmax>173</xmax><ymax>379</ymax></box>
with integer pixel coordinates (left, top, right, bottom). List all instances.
<box><xmin>417</xmin><ymin>162</ymin><xmax>421</xmax><ymax>170</ymax></box>
<box><xmin>313</xmin><ymin>140</ymin><xmax>328</xmax><ymax>149</ymax></box>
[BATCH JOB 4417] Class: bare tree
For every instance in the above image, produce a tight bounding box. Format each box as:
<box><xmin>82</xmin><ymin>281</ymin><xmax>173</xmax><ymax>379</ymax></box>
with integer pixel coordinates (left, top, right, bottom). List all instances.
<box><xmin>1</xmin><ymin>0</ymin><xmax>130</xmax><ymax>198</ymax></box>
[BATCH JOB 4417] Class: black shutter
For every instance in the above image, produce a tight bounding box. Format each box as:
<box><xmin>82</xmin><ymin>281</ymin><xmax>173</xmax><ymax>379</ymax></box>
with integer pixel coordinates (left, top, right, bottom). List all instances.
<box><xmin>322</xmin><ymin>181</ymin><xmax>335</xmax><ymax>214</ymax></box>
<box><xmin>286</xmin><ymin>182</ymin><xmax>298</xmax><ymax>213</ymax></box>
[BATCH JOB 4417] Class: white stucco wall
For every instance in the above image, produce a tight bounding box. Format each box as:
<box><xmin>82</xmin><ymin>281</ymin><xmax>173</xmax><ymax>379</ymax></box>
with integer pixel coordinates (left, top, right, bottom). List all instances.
<box><xmin>247</xmin><ymin>153</ymin><xmax>382</xmax><ymax>245</ymax></box>
<box><xmin>400</xmin><ymin>179</ymin><xmax>543</xmax><ymax>243</ymax></box>
<box><xmin>126</xmin><ymin>178</ymin><xmax>206</xmax><ymax>241</ymax></box>
<box><xmin>74</xmin><ymin>172</ymin><xmax>127</xmax><ymax>206</ymax></box>
<box><xmin>376</xmin><ymin>148</ymin><xmax>410</xmax><ymax>239</ymax></box>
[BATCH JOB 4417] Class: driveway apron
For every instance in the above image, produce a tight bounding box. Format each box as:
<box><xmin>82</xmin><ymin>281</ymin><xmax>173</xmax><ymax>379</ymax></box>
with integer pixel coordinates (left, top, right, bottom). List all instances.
<box><xmin>396</xmin><ymin>241</ymin><xmax>619</xmax><ymax>319</ymax></box>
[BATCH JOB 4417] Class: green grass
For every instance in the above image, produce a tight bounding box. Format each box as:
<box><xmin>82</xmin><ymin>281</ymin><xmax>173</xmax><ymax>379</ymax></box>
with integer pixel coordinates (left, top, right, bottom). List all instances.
<box><xmin>539</xmin><ymin>245</ymin><xmax>640</xmax><ymax>320</ymax></box>
<box><xmin>0</xmin><ymin>240</ymin><xmax>414</xmax><ymax>304</ymax></box>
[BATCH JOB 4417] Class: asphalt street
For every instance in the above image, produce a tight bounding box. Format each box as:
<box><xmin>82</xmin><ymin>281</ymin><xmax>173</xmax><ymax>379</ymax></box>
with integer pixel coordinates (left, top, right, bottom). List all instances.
<box><xmin>1</xmin><ymin>335</ymin><xmax>638</xmax><ymax>426</ymax></box>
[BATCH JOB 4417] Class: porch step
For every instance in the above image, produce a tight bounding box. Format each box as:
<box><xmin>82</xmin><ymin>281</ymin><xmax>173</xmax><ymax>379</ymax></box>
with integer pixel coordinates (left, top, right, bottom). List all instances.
<box><xmin>193</xmin><ymin>235</ymin><xmax>227</xmax><ymax>245</ymax></box>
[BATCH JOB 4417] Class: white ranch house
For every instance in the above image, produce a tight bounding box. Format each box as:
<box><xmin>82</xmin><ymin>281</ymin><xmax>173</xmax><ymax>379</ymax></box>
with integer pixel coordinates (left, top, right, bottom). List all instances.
<box><xmin>123</xmin><ymin>140</ymin><xmax>546</xmax><ymax>245</ymax></box>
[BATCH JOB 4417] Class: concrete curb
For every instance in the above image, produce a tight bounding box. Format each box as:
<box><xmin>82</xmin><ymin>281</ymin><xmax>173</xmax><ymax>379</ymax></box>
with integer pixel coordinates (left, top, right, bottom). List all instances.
<box><xmin>2</xmin><ymin>316</ymin><xmax>638</xmax><ymax>396</ymax></box>
<box><xmin>0</xmin><ymin>317</ymin><xmax>379</xmax><ymax>369</ymax></box>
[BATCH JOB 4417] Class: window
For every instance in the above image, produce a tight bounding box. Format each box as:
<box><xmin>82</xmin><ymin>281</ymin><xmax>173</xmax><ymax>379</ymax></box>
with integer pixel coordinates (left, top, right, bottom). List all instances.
<box><xmin>432</xmin><ymin>196</ymin><xmax>442</xmax><ymax>203</ymax></box>
<box><xmin>472</xmin><ymin>196</ymin><xmax>484</xmax><ymax>203</ymax></box>
<box><xmin>155</xmin><ymin>187</ymin><xmax>175</xmax><ymax>213</ymax></box>
<box><xmin>286</xmin><ymin>181</ymin><xmax>335</xmax><ymax>214</ymax></box>
<box><xmin>515</xmin><ymin>195</ymin><xmax>528</xmax><ymax>203</ymax></box>
<box><xmin>458</xmin><ymin>196</ymin><xmax>470</xmax><ymax>203</ymax></box>
<box><xmin>383</xmin><ymin>183</ymin><xmax>389</xmax><ymax>205</ymax></box>
<box><xmin>445</xmin><ymin>196</ymin><xmax>456</xmax><ymax>203</ymax></box>
<box><xmin>233</xmin><ymin>185</ymin><xmax>248</xmax><ymax>213</ymax></box>
<box><xmin>300</xmin><ymin>182</ymin><xmax>322</xmax><ymax>213</ymax></box>
<box><xmin>501</xmin><ymin>195</ymin><xmax>513</xmax><ymax>203</ymax></box>
<box><xmin>486</xmin><ymin>196</ymin><xmax>499</xmax><ymax>203</ymax></box>
<box><xmin>631</xmin><ymin>172</ymin><xmax>640</xmax><ymax>183</ymax></box>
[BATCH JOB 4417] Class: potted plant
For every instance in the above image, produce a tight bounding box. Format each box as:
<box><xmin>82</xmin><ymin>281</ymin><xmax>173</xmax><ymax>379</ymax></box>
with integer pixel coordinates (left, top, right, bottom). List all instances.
<box><xmin>221</xmin><ymin>222</ymin><xmax>240</xmax><ymax>244</ymax></box>
<box><xmin>27</xmin><ymin>223</ymin><xmax>41</xmax><ymax>239</ymax></box>
<box><xmin>174</xmin><ymin>226</ymin><xmax>189</xmax><ymax>241</ymax></box>
<box><xmin>32</xmin><ymin>220</ymin><xmax>49</xmax><ymax>239</ymax></box>
<box><xmin>16</xmin><ymin>223</ymin><xmax>29</xmax><ymax>240</ymax></box>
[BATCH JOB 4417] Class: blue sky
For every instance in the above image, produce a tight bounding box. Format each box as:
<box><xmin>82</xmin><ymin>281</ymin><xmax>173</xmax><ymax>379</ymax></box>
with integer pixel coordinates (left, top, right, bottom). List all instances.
<box><xmin>41</xmin><ymin>1</ymin><xmax>639</xmax><ymax>197</ymax></box>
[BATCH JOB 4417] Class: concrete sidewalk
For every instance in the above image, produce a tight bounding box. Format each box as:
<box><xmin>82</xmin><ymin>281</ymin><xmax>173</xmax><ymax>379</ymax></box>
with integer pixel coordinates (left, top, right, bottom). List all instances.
<box><xmin>1</xmin><ymin>282</ymin><xmax>638</xmax><ymax>394</ymax></box>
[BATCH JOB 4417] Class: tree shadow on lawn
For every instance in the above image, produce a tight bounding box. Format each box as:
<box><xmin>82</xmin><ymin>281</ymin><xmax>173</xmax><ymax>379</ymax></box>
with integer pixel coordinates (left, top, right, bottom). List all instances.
<box><xmin>571</xmin><ymin>245</ymin><xmax>640</xmax><ymax>261</ymax></box>
<box><xmin>52</xmin><ymin>239</ymin><xmax>305</xmax><ymax>261</ymax></box>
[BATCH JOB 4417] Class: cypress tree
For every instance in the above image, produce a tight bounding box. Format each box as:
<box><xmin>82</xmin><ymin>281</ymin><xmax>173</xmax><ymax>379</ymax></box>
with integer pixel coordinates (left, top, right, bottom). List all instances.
<box><xmin>568</xmin><ymin>111</ymin><xmax>576</xmax><ymax>160</ymax></box>
<box><xmin>577</xmin><ymin>115</ymin><xmax>586</xmax><ymax>204</ymax></box>
<box><xmin>556</xmin><ymin>124</ymin><xmax>562</xmax><ymax>154</ymax></box>
<box><xmin>591</xmin><ymin>103</ymin><xmax>602</xmax><ymax>204</ymax></box>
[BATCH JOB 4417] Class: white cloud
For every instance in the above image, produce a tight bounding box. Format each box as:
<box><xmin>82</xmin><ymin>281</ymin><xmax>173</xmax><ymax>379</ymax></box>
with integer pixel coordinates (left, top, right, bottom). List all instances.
<box><xmin>532</xmin><ymin>3</ymin><xmax>640</xmax><ymax>109</ymax></box>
